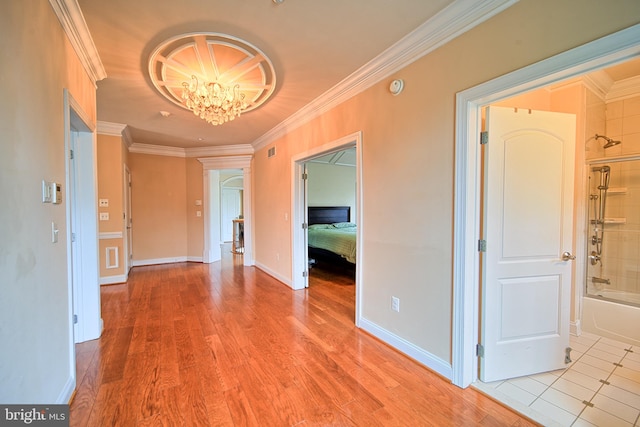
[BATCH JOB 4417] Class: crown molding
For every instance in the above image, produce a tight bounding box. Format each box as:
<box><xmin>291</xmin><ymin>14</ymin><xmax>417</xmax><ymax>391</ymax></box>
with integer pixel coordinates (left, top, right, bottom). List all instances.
<box><xmin>97</xmin><ymin>121</ymin><xmax>127</xmax><ymax>136</ymax></box>
<box><xmin>48</xmin><ymin>0</ymin><xmax>107</xmax><ymax>83</ymax></box>
<box><xmin>128</xmin><ymin>143</ymin><xmax>187</xmax><ymax>158</ymax></box>
<box><xmin>186</xmin><ymin>144</ymin><xmax>254</xmax><ymax>158</ymax></box>
<box><xmin>607</xmin><ymin>75</ymin><xmax>640</xmax><ymax>102</ymax></box>
<box><xmin>198</xmin><ymin>155</ymin><xmax>253</xmax><ymax>170</ymax></box>
<box><xmin>128</xmin><ymin>142</ymin><xmax>255</xmax><ymax>158</ymax></box>
<box><xmin>252</xmin><ymin>0</ymin><xmax>518</xmax><ymax>151</ymax></box>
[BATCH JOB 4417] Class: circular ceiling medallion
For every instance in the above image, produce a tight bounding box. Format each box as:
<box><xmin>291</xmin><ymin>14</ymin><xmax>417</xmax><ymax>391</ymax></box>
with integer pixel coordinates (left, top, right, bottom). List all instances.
<box><xmin>148</xmin><ymin>32</ymin><xmax>276</xmax><ymax>114</ymax></box>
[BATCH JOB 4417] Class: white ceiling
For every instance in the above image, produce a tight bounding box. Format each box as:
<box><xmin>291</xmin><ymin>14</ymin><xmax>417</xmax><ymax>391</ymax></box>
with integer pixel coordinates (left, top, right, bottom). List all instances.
<box><xmin>77</xmin><ymin>0</ymin><xmax>640</xmax><ymax>150</ymax></box>
<box><xmin>78</xmin><ymin>0</ymin><xmax>456</xmax><ymax>149</ymax></box>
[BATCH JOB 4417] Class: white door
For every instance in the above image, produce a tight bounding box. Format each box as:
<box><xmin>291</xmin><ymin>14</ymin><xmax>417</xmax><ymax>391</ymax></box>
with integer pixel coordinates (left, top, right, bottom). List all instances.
<box><xmin>221</xmin><ymin>188</ymin><xmax>241</xmax><ymax>241</ymax></box>
<box><xmin>481</xmin><ymin>106</ymin><xmax>576</xmax><ymax>382</ymax></box>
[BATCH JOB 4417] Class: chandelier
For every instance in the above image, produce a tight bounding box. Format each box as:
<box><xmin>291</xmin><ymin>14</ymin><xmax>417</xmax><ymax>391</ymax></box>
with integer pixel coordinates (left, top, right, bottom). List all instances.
<box><xmin>149</xmin><ymin>33</ymin><xmax>276</xmax><ymax>127</ymax></box>
<box><xmin>182</xmin><ymin>76</ymin><xmax>248</xmax><ymax>126</ymax></box>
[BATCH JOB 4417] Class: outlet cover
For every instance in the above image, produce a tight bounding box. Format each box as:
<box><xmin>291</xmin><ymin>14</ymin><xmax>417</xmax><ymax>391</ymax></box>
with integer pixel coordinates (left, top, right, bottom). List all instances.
<box><xmin>391</xmin><ymin>296</ymin><xmax>400</xmax><ymax>312</ymax></box>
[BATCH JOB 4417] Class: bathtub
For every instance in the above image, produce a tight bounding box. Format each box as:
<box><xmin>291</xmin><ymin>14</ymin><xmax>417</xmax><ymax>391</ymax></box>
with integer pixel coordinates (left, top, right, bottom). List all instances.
<box><xmin>582</xmin><ymin>293</ymin><xmax>640</xmax><ymax>346</ymax></box>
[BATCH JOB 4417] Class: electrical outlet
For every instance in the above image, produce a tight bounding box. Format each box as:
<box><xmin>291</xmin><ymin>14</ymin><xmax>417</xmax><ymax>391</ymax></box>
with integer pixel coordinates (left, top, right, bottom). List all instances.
<box><xmin>391</xmin><ymin>296</ymin><xmax>400</xmax><ymax>312</ymax></box>
<box><xmin>99</xmin><ymin>198</ymin><xmax>109</xmax><ymax>207</ymax></box>
<box><xmin>99</xmin><ymin>212</ymin><xmax>109</xmax><ymax>221</ymax></box>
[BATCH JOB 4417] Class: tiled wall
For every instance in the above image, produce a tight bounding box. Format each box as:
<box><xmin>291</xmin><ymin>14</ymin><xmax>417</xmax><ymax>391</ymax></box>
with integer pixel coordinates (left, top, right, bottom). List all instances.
<box><xmin>588</xmin><ymin>95</ymin><xmax>640</xmax><ymax>297</ymax></box>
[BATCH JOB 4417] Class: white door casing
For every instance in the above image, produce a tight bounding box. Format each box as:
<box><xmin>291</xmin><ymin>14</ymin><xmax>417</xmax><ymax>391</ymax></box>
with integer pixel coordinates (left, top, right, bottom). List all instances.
<box><xmin>480</xmin><ymin>106</ymin><xmax>576</xmax><ymax>382</ymax></box>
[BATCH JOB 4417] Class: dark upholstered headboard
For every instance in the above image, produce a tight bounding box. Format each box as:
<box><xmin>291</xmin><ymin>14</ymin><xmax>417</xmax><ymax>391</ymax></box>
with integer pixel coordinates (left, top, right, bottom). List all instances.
<box><xmin>308</xmin><ymin>206</ymin><xmax>350</xmax><ymax>225</ymax></box>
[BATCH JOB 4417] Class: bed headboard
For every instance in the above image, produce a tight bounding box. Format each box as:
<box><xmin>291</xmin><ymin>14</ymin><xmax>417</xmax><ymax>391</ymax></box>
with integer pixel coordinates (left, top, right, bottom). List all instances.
<box><xmin>308</xmin><ymin>206</ymin><xmax>350</xmax><ymax>225</ymax></box>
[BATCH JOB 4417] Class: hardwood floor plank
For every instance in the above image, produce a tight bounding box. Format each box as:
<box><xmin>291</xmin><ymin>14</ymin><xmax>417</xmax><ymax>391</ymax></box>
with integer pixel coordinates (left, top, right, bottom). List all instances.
<box><xmin>70</xmin><ymin>255</ymin><xmax>538</xmax><ymax>426</ymax></box>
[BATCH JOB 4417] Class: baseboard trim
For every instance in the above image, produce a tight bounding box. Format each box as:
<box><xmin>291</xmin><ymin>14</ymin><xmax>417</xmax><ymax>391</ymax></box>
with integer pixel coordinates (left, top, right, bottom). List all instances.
<box><xmin>359</xmin><ymin>317</ymin><xmax>453</xmax><ymax>380</ymax></box>
<box><xmin>254</xmin><ymin>262</ymin><xmax>293</xmax><ymax>288</ymax></box>
<box><xmin>57</xmin><ymin>376</ymin><xmax>76</xmax><ymax>404</ymax></box>
<box><xmin>132</xmin><ymin>256</ymin><xmax>189</xmax><ymax>267</ymax></box>
<box><xmin>99</xmin><ymin>274</ymin><xmax>127</xmax><ymax>285</ymax></box>
<box><xmin>570</xmin><ymin>320</ymin><xmax>582</xmax><ymax>336</ymax></box>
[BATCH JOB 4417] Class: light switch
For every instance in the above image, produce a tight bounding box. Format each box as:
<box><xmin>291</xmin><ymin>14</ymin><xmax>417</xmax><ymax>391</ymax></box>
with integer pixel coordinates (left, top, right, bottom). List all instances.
<box><xmin>42</xmin><ymin>180</ymin><xmax>52</xmax><ymax>203</ymax></box>
<box><xmin>99</xmin><ymin>199</ymin><xmax>109</xmax><ymax>207</ymax></box>
<box><xmin>195</xmin><ymin>200</ymin><xmax>202</xmax><ymax>206</ymax></box>
<box><xmin>51</xmin><ymin>222</ymin><xmax>59</xmax><ymax>243</ymax></box>
<box><xmin>196</xmin><ymin>211</ymin><xmax>201</xmax><ymax>217</ymax></box>
<box><xmin>99</xmin><ymin>212</ymin><xmax>109</xmax><ymax>221</ymax></box>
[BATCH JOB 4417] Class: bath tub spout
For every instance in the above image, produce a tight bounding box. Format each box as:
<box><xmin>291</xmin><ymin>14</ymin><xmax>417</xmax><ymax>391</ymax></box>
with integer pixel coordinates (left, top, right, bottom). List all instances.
<box><xmin>591</xmin><ymin>276</ymin><xmax>610</xmax><ymax>285</ymax></box>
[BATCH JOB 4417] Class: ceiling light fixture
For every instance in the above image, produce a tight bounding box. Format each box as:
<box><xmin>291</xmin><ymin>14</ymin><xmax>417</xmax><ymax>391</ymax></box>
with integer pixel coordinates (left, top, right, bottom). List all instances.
<box><xmin>149</xmin><ymin>32</ymin><xmax>276</xmax><ymax>126</ymax></box>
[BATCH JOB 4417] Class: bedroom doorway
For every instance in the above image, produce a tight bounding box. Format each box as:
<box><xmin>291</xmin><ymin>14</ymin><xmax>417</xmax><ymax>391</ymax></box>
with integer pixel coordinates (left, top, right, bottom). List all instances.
<box><xmin>291</xmin><ymin>131</ymin><xmax>363</xmax><ymax>325</ymax></box>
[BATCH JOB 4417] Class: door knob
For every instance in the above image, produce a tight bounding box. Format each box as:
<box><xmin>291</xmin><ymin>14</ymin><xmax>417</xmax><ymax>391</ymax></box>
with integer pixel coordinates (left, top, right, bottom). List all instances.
<box><xmin>561</xmin><ymin>251</ymin><xmax>576</xmax><ymax>261</ymax></box>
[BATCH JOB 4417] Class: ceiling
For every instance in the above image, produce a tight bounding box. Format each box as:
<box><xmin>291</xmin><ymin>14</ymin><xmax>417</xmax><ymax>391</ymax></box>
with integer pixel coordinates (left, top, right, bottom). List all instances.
<box><xmin>77</xmin><ymin>0</ymin><xmax>640</xmax><ymax>151</ymax></box>
<box><xmin>78</xmin><ymin>0</ymin><xmax>456</xmax><ymax>149</ymax></box>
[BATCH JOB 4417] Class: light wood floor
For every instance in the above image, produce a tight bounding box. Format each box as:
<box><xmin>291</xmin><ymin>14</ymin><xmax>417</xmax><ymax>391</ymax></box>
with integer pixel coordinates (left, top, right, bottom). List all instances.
<box><xmin>70</xmin><ymin>253</ymin><xmax>537</xmax><ymax>426</ymax></box>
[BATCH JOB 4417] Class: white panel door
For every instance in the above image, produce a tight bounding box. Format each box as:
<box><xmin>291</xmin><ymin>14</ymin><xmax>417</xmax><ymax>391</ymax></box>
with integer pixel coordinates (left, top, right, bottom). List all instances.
<box><xmin>481</xmin><ymin>106</ymin><xmax>576</xmax><ymax>382</ymax></box>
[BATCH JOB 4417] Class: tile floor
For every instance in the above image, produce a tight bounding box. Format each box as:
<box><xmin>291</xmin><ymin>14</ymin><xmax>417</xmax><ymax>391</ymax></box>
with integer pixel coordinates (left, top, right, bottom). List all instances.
<box><xmin>474</xmin><ymin>332</ymin><xmax>640</xmax><ymax>426</ymax></box>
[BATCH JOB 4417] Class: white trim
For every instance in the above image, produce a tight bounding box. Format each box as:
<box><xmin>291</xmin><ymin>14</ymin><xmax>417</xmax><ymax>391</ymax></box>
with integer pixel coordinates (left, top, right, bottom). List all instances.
<box><xmin>359</xmin><ymin>318</ymin><xmax>452</xmax><ymax>380</ymax></box>
<box><xmin>132</xmin><ymin>256</ymin><xmax>191</xmax><ymax>267</ymax></box>
<box><xmin>254</xmin><ymin>262</ymin><xmax>293</xmax><ymax>288</ymax></box>
<box><xmin>607</xmin><ymin>74</ymin><xmax>640</xmax><ymax>101</ymax></box>
<box><xmin>48</xmin><ymin>0</ymin><xmax>106</xmax><ymax>83</ymax></box>
<box><xmin>129</xmin><ymin>143</ymin><xmax>187</xmax><ymax>158</ymax></box>
<box><xmin>291</xmin><ymin>132</ymin><xmax>363</xmax><ymax>327</ymax></box>
<box><xmin>452</xmin><ymin>24</ymin><xmax>640</xmax><ymax>388</ymax></box>
<box><xmin>97</xmin><ymin>121</ymin><xmax>126</xmax><ymax>136</ymax></box>
<box><xmin>56</xmin><ymin>376</ymin><xmax>76</xmax><ymax>404</ymax></box>
<box><xmin>199</xmin><ymin>155</ymin><xmax>254</xmax><ymax>266</ymax></box>
<box><xmin>570</xmin><ymin>320</ymin><xmax>582</xmax><ymax>337</ymax></box>
<box><xmin>252</xmin><ymin>0</ymin><xmax>518</xmax><ymax>151</ymax></box>
<box><xmin>105</xmin><ymin>246</ymin><xmax>119</xmax><ymax>269</ymax></box>
<box><xmin>198</xmin><ymin>155</ymin><xmax>253</xmax><ymax>170</ymax></box>
<box><xmin>126</xmin><ymin>141</ymin><xmax>255</xmax><ymax>158</ymax></box>
<box><xmin>100</xmin><ymin>274</ymin><xmax>127</xmax><ymax>286</ymax></box>
<box><xmin>187</xmin><ymin>256</ymin><xmax>203</xmax><ymax>263</ymax></box>
<box><xmin>99</xmin><ymin>231</ymin><xmax>123</xmax><ymax>239</ymax></box>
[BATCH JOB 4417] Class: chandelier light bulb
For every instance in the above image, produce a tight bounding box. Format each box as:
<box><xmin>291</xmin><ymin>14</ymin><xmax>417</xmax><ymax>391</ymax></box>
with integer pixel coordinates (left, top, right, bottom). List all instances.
<box><xmin>181</xmin><ymin>76</ymin><xmax>248</xmax><ymax>126</ymax></box>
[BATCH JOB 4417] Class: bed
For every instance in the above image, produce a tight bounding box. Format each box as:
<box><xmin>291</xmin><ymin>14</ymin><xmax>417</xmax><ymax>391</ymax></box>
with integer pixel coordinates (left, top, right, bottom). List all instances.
<box><xmin>307</xmin><ymin>206</ymin><xmax>356</xmax><ymax>271</ymax></box>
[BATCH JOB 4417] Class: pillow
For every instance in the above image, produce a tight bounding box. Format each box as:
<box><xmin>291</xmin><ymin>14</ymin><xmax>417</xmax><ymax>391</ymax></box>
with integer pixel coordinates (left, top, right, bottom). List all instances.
<box><xmin>332</xmin><ymin>222</ymin><xmax>356</xmax><ymax>228</ymax></box>
<box><xmin>308</xmin><ymin>223</ymin><xmax>333</xmax><ymax>229</ymax></box>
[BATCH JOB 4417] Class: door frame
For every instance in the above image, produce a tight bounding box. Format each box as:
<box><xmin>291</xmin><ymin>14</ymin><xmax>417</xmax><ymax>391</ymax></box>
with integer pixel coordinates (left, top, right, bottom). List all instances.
<box><xmin>452</xmin><ymin>25</ymin><xmax>640</xmax><ymax>388</ymax></box>
<box><xmin>200</xmin><ymin>156</ymin><xmax>253</xmax><ymax>265</ymax></box>
<box><xmin>291</xmin><ymin>131</ymin><xmax>363</xmax><ymax>323</ymax></box>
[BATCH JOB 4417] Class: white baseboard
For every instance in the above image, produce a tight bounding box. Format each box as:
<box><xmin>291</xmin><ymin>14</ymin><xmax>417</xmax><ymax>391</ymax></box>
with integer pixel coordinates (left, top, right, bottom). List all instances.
<box><xmin>254</xmin><ymin>262</ymin><xmax>292</xmax><ymax>288</ymax></box>
<box><xmin>57</xmin><ymin>376</ymin><xmax>76</xmax><ymax>404</ymax></box>
<box><xmin>187</xmin><ymin>256</ymin><xmax>203</xmax><ymax>262</ymax></box>
<box><xmin>100</xmin><ymin>274</ymin><xmax>127</xmax><ymax>285</ymax></box>
<box><xmin>570</xmin><ymin>320</ymin><xmax>582</xmax><ymax>336</ymax></box>
<box><xmin>359</xmin><ymin>317</ymin><xmax>453</xmax><ymax>380</ymax></box>
<box><xmin>132</xmin><ymin>256</ymin><xmax>188</xmax><ymax>267</ymax></box>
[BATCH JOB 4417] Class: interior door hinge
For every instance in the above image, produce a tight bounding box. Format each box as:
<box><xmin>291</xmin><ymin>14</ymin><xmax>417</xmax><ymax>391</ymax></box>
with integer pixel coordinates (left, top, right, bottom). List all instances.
<box><xmin>302</xmin><ymin>172</ymin><xmax>308</xmax><ymax>180</ymax></box>
<box><xmin>476</xmin><ymin>343</ymin><xmax>484</xmax><ymax>357</ymax></box>
<box><xmin>480</xmin><ymin>131</ymin><xmax>488</xmax><ymax>145</ymax></box>
<box><xmin>302</xmin><ymin>271</ymin><xmax>308</xmax><ymax>277</ymax></box>
<box><xmin>71</xmin><ymin>232</ymin><xmax>76</xmax><ymax>243</ymax></box>
<box><xmin>302</xmin><ymin>223</ymin><xmax>308</xmax><ymax>229</ymax></box>
<box><xmin>70</xmin><ymin>149</ymin><xmax>75</xmax><ymax>160</ymax></box>
<box><xmin>478</xmin><ymin>239</ymin><xmax>487</xmax><ymax>252</ymax></box>
<box><xmin>73</xmin><ymin>314</ymin><xmax>78</xmax><ymax>324</ymax></box>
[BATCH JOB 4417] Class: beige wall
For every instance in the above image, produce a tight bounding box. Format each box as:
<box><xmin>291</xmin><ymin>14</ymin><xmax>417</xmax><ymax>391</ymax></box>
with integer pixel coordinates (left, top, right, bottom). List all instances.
<box><xmin>97</xmin><ymin>134</ymin><xmax>125</xmax><ymax>279</ymax></box>
<box><xmin>129</xmin><ymin>153</ymin><xmax>188</xmax><ymax>262</ymax></box>
<box><xmin>252</xmin><ymin>0</ymin><xmax>640</xmax><ymax>363</ymax></box>
<box><xmin>0</xmin><ymin>2</ymin><xmax>97</xmax><ymax>402</ymax></box>
<box><xmin>186</xmin><ymin>158</ymin><xmax>204</xmax><ymax>260</ymax></box>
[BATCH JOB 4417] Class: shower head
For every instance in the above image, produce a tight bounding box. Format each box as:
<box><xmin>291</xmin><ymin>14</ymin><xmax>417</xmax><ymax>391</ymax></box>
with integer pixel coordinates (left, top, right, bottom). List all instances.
<box><xmin>592</xmin><ymin>165</ymin><xmax>610</xmax><ymax>173</ymax></box>
<box><xmin>595</xmin><ymin>134</ymin><xmax>621</xmax><ymax>149</ymax></box>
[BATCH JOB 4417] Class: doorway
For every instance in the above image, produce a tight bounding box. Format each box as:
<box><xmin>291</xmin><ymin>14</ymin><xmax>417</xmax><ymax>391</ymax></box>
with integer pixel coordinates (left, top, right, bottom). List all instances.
<box><xmin>452</xmin><ymin>25</ymin><xmax>640</xmax><ymax>388</ymax></box>
<box><xmin>291</xmin><ymin>132</ymin><xmax>363</xmax><ymax>324</ymax></box>
<box><xmin>200</xmin><ymin>156</ymin><xmax>253</xmax><ymax>265</ymax></box>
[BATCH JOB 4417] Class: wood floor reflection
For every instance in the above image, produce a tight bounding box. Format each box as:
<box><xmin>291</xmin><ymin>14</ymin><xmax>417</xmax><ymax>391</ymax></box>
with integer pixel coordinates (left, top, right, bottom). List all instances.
<box><xmin>70</xmin><ymin>253</ymin><xmax>536</xmax><ymax>426</ymax></box>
